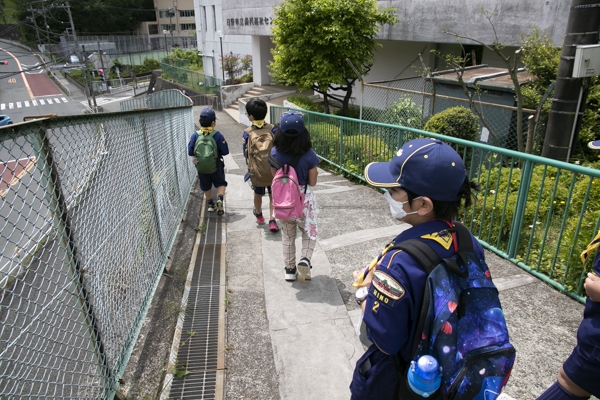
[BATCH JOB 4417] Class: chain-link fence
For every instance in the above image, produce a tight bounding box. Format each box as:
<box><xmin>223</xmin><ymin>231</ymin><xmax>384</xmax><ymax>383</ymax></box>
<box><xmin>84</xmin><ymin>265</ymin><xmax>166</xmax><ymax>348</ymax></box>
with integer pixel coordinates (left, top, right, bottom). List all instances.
<box><xmin>52</xmin><ymin>35</ymin><xmax>198</xmax><ymax>61</ymax></box>
<box><xmin>161</xmin><ymin>63</ymin><xmax>222</xmax><ymax>95</ymax></box>
<box><xmin>0</xmin><ymin>103</ymin><xmax>196</xmax><ymax>398</ymax></box>
<box><xmin>362</xmin><ymin>77</ymin><xmax>545</xmax><ymax>154</ymax></box>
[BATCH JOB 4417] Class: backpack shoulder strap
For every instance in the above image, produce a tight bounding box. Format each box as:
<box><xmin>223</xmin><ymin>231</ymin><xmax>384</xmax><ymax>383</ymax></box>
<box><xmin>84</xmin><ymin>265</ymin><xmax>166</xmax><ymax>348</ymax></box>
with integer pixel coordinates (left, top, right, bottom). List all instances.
<box><xmin>269</xmin><ymin>153</ymin><xmax>303</xmax><ymax>171</ymax></box>
<box><xmin>391</xmin><ymin>239</ymin><xmax>441</xmax><ymax>275</ymax></box>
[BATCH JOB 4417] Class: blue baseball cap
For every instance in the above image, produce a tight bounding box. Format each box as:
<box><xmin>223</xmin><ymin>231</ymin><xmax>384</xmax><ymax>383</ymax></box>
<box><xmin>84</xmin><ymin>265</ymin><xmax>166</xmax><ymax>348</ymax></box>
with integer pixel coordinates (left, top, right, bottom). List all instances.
<box><xmin>280</xmin><ymin>110</ymin><xmax>305</xmax><ymax>136</ymax></box>
<box><xmin>364</xmin><ymin>138</ymin><xmax>466</xmax><ymax>202</ymax></box>
<box><xmin>589</xmin><ymin>140</ymin><xmax>600</xmax><ymax>150</ymax></box>
<box><xmin>200</xmin><ymin>108</ymin><xmax>216</xmax><ymax>122</ymax></box>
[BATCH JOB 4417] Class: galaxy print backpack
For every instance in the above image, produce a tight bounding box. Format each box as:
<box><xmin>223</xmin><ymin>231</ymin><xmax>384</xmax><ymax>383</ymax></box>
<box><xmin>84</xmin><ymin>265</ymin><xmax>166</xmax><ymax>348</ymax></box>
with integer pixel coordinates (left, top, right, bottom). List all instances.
<box><xmin>393</xmin><ymin>222</ymin><xmax>515</xmax><ymax>400</ymax></box>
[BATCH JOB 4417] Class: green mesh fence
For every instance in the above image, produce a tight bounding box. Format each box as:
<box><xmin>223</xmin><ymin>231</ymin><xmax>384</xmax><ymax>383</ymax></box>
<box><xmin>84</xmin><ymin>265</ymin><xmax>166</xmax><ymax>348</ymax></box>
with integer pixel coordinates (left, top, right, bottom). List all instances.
<box><xmin>270</xmin><ymin>106</ymin><xmax>599</xmax><ymax>304</ymax></box>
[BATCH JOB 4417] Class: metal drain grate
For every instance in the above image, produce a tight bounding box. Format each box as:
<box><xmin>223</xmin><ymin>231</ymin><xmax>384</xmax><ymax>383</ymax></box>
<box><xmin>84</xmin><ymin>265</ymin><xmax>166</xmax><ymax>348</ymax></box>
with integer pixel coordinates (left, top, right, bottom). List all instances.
<box><xmin>169</xmin><ymin>212</ymin><xmax>223</xmax><ymax>400</ymax></box>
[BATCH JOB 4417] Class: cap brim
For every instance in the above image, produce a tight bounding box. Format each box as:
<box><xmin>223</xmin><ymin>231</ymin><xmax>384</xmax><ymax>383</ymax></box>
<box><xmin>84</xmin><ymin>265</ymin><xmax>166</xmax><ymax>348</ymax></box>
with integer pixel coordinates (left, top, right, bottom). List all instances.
<box><xmin>364</xmin><ymin>162</ymin><xmax>401</xmax><ymax>188</ymax></box>
<box><xmin>589</xmin><ymin>140</ymin><xmax>600</xmax><ymax>150</ymax></box>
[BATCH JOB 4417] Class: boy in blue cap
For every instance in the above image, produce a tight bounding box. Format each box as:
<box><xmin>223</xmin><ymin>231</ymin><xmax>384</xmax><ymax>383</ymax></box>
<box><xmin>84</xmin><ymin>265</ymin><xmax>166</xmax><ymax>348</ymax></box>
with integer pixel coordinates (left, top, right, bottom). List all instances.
<box><xmin>535</xmin><ymin>140</ymin><xmax>600</xmax><ymax>400</ymax></box>
<box><xmin>187</xmin><ymin>108</ymin><xmax>229</xmax><ymax>215</ymax></box>
<box><xmin>350</xmin><ymin>138</ymin><xmax>482</xmax><ymax>399</ymax></box>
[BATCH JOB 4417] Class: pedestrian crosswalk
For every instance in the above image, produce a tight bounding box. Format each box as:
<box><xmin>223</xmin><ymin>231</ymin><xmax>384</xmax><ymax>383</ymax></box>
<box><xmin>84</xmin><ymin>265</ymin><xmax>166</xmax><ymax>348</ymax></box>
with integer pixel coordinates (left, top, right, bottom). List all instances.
<box><xmin>79</xmin><ymin>97</ymin><xmax>132</xmax><ymax>107</ymax></box>
<box><xmin>0</xmin><ymin>97</ymin><xmax>69</xmax><ymax>111</ymax></box>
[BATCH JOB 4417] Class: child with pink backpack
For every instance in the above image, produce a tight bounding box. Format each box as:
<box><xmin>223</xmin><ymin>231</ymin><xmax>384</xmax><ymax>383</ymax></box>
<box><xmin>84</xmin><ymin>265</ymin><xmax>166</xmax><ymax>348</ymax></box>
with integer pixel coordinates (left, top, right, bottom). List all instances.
<box><xmin>269</xmin><ymin>111</ymin><xmax>320</xmax><ymax>283</ymax></box>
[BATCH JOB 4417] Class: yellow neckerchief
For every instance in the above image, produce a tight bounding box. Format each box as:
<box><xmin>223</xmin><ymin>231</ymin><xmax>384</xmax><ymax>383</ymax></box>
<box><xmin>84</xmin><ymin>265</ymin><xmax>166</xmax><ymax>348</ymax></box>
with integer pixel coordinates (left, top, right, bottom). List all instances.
<box><xmin>352</xmin><ymin>242</ymin><xmax>396</xmax><ymax>288</ymax></box>
<box><xmin>252</xmin><ymin>119</ymin><xmax>266</xmax><ymax>129</ymax></box>
<box><xmin>352</xmin><ymin>219</ymin><xmax>458</xmax><ymax>288</ymax></box>
<box><xmin>581</xmin><ymin>230</ymin><xmax>600</xmax><ymax>275</ymax></box>
<box><xmin>200</xmin><ymin>127</ymin><xmax>214</xmax><ymax>136</ymax></box>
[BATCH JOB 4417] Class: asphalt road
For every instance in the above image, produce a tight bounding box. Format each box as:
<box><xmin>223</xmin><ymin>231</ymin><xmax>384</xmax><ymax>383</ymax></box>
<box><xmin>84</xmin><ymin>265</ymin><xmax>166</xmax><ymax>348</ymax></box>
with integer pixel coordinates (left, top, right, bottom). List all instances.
<box><xmin>0</xmin><ymin>41</ymin><xmax>87</xmax><ymax>122</ymax></box>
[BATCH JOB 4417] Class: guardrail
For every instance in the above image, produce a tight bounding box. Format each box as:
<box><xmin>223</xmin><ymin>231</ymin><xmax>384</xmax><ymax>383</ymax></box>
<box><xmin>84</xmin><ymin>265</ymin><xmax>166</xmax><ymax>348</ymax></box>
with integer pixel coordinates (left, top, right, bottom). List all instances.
<box><xmin>269</xmin><ymin>105</ymin><xmax>599</xmax><ymax>304</ymax></box>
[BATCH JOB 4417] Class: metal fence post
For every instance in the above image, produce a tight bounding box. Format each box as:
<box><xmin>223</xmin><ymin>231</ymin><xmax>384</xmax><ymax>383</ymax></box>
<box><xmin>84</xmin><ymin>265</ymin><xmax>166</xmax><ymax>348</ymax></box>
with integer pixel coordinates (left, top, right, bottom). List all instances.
<box><xmin>32</xmin><ymin>125</ymin><xmax>113</xmax><ymax>396</ymax></box>
<box><xmin>135</xmin><ymin>114</ymin><xmax>165</xmax><ymax>255</ymax></box>
<box><xmin>507</xmin><ymin>159</ymin><xmax>533</xmax><ymax>258</ymax></box>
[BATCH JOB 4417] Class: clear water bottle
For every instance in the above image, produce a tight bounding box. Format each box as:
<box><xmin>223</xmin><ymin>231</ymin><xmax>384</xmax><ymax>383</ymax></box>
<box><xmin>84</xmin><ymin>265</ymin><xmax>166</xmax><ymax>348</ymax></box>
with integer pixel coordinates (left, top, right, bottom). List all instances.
<box><xmin>407</xmin><ymin>355</ymin><xmax>442</xmax><ymax>398</ymax></box>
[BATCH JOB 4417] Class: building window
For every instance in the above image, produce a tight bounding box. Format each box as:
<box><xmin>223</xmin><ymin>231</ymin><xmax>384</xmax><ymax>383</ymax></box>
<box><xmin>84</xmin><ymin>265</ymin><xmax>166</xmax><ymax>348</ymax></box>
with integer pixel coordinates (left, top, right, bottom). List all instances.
<box><xmin>161</xmin><ymin>24</ymin><xmax>176</xmax><ymax>32</ymax></box>
<box><xmin>212</xmin><ymin>5</ymin><xmax>217</xmax><ymax>31</ymax></box>
<box><xmin>159</xmin><ymin>10</ymin><xmax>168</xmax><ymax>18</ymax></box>
<box><xmin>181</xmin><ymin>23</ymin><xmax>196</xmax><ymax>31</ymax></box>
<box><xmin>462</xmin><ymin>45</ymin><xmax>483</xmax><ymax>67</ymax></box>
<box><xmin>179</xmin><ymin>9</ymin><xmax>194</xmax><ymax>17</ymax></box>
<box><xmin>148</xmin><ymin>24</ymin><xmax>158</xmax><ymax>35</ymax></box>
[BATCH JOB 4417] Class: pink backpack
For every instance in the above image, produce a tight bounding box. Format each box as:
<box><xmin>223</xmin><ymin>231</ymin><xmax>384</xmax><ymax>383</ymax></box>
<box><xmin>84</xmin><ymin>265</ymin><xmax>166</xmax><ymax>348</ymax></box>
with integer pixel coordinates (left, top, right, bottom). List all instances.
<box><xmin>270</xmin><ymin>154</ymin><xmax>305</xmax><ymax>221</ymax></box>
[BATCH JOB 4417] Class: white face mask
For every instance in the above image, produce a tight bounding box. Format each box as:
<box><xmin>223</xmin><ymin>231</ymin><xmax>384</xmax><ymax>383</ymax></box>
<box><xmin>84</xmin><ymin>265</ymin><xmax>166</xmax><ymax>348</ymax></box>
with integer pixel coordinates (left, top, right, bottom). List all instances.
<box><xmin>384</xmin><ymin>191</ymin><xmax>420</xmax><ymax>220</ymax></box>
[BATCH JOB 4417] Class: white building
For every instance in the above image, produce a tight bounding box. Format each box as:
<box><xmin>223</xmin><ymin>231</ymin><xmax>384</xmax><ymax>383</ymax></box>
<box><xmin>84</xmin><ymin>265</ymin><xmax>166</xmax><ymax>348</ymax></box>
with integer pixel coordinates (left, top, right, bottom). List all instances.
<box><xmin>216</xmin><ymin>0</ymin><xmax>570</xmax><ymax>91</ymax></box>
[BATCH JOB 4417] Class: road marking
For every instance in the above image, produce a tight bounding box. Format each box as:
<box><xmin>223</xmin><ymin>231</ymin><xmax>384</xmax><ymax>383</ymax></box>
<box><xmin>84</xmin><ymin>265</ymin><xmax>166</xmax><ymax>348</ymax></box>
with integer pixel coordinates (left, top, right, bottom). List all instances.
<box><xmin>0</xmin><ymin>157</ymin><xmax>37</xmax><ymax>197</ymax></box>
<box><xmin>0</xmin><ymin>98</ymin><xmax>69</xmax><ymax>109</ymax></box>
<box><xmin>0</xmin><ymin>47</ymin><xmax>35</xmax><ymax>99</ymax></box>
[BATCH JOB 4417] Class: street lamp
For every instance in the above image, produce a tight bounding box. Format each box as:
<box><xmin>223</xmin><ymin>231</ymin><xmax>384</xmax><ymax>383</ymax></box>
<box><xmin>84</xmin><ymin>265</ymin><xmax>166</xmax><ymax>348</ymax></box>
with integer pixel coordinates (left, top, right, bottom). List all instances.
<box><xmin>163</xmin><ymin>29</ymin><xmax>169</xmax><ymax>56</ymax></box>
<box><xmin>217</xmin><ymin>30</ymin><xmax>224</xmax><ymax>82</ymax></box>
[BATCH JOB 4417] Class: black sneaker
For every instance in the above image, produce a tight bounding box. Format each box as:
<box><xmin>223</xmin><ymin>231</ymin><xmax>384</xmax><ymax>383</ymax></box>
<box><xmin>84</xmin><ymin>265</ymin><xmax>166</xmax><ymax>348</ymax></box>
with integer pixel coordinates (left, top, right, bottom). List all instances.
<box><xmin>284</xmin><ymin>266</ymin><xmax>297</xmax><ymax>281</ymax></box>
<box><xmin>297</xmin><ymin>258</ymin><xmax>311</xmax><ymax>283</ymax></box>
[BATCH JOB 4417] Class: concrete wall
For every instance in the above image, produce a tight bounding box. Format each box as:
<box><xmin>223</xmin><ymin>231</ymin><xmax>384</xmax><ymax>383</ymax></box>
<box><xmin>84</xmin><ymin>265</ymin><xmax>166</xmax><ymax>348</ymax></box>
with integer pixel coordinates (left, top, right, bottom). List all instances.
<box><xmin>252</xmin><ymin>36</ymin><xmax>274</xmax><ymax>86</ymax></box>
<box><xmin>196</xmin><ymin>0</ymin><xmax>253</xmax><ymax>79</ymax></box>
<box><xmin>221</xmin><ymin>0</ymin><xmax>569</xmax><ymax>46</ymax></box>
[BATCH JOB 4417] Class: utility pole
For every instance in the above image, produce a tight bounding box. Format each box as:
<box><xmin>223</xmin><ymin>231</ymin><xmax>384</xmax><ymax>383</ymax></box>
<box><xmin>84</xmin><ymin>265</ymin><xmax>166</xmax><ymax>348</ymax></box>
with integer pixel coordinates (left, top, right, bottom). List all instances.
<box><xmin>42</xmin><ymin>3</ymin><xmax>51</xmax><ymax>49</ymax></box>
<box><xmin>28</xmin><ymin>5</ymin><xmax>41</xmax><ymax>46</ymax></box>
<box><xmin>64</xmin><ymin>0</ymin><xmax>93</xmax><ymax>110</ymax></box>
<box><xmin>98</xmin><ymin>39</ymin><xmax>106</xmax><ymax>92</ymax></box>
<box><xmin>82</xmin><ymin>45</ymin><xmax>98</xmax><ymax>111</ymax></box>
<box><xmin>542</xmin><ymin>0</ymin><xmax>600</xmax><ymax>161</ymax></box>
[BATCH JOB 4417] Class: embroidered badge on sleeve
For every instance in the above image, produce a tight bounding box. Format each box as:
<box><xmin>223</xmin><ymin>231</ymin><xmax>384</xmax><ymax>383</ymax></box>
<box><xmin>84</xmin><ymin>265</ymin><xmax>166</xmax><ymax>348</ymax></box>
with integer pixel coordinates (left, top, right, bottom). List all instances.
<box><xmin>371</xmin><ymin>271</ymin><xmax>405</xmax><ymax>305</ymax></box>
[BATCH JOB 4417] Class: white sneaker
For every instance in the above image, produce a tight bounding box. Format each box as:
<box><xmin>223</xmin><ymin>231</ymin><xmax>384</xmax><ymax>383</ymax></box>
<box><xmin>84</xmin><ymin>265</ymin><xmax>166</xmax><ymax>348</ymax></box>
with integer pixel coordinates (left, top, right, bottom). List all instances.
<box><xmin>297</xmin><ymin>258</ymin><xmax>311</xmax><ymax>283</ymax></box>
<box><xmin>207</xmin><ymin>202</ymin><xmax>215</xmax><ymax>212</ymax></box>
<box><xmin>284</xmin><ymin>267</ymin><xmax>297</xmax><ymax>281</ymax></box>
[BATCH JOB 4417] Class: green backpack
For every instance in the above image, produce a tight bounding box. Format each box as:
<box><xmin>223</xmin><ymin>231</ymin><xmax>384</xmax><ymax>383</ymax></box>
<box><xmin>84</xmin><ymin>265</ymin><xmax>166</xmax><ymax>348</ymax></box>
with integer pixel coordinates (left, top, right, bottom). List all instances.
<box><xmin>194</xmin><ymin>130</ymin><xmax>219</xmax><ymax>174</ymax></box>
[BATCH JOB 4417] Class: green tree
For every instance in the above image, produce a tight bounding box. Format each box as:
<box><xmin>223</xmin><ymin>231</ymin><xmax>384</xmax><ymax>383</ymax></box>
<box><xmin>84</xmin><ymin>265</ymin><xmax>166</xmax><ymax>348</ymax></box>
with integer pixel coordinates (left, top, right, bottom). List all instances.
<box><xmin>520</xmin><ymin>28</ymin><xmax>600</xmax><ymax>162</ymax></box>
<box><xmin>270</xmin><ymin>0</ymin><xmax>396</xmax><ymax>116</ymax></box>
<box><xmin>165</xmin><ymin>48</ymin><xmax>203</xmax><ymax>70</ymax></box>
<box><xmin>520</xmin><ymin>27</ymin><xmax>561</xmax><ymax>109</ymax></box>
<box><xmin>424</xmin><ymin>107</ymin><xmax>480</xmax><ymax>142</ymax></box>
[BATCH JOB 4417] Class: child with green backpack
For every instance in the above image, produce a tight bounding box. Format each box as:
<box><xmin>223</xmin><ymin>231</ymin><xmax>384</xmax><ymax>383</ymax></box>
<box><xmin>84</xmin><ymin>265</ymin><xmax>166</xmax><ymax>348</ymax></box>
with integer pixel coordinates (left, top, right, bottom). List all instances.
<box><xmin>187</xmin><ymin>108</ymin><xmax>229</xmax><ymax>215</ymax></box>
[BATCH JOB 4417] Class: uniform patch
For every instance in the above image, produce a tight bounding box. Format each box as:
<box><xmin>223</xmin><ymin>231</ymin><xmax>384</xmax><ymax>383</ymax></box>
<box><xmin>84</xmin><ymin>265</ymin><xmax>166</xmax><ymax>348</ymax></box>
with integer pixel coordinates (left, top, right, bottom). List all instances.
<box><xmin>372</xmin><ymin>271</ymin><xmax>405</xmax><ymax>304</ymax></box>
<box><xmin>421</xmin><ymin>229</ymin><xmax>453</xmax><ymax>250</ymax></box>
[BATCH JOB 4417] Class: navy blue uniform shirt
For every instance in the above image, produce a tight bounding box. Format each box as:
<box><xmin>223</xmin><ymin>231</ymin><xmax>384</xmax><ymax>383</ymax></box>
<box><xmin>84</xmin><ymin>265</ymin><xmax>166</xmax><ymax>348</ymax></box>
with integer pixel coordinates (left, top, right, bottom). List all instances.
<box><xmin>362</xmin><ymin>220</ymin><xmax>486</xmax><ymax>362</ymax></box>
